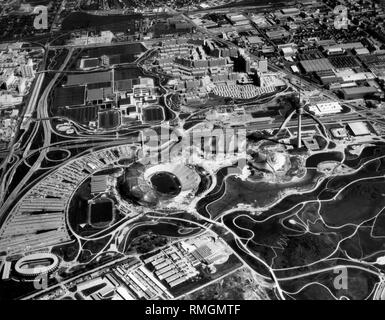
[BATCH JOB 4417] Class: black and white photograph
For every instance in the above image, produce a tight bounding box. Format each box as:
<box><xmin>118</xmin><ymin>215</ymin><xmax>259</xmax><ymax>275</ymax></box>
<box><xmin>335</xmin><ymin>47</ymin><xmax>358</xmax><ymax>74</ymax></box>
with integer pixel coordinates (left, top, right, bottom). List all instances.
<box><xmin>0</xmin><ymin>0</ymin><xmax>385</xmax><ymax>307</ymax></box>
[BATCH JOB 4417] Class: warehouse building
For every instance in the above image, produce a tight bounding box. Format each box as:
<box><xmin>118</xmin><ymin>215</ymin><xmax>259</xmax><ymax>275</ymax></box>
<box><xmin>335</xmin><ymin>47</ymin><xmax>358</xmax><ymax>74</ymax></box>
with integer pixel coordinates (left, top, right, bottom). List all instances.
<box><xmin>341</xmin><ymin>86</ymin><xmax>378</xmax><ymax>100</ymax></box>
<box><xmin>300</xmin><ymin>58</ymin><xmax>333</xmax><ymax>73</ymax></box>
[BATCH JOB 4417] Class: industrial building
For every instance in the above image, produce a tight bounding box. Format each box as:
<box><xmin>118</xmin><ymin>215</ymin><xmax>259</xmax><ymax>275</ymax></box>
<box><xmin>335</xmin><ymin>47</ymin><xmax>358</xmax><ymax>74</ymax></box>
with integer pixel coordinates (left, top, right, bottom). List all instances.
<box><xmin>341</xmin><ymin>86</ymin><xmax>379</xmax><ymax>100</ymax></box>
<box><xmin>300</xmin><ymin>59</ymin><xmax>334</xmax><ymax>73</ymax></box>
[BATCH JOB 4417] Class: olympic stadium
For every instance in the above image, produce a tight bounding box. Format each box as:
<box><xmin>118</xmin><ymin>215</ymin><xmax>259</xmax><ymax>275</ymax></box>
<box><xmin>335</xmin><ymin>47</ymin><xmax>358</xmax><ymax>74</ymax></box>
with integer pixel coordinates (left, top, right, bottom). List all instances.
<box><xmin>118</xmin><ymin>162</ymin><xmax>202</xmax><ymax>208</ymax></box>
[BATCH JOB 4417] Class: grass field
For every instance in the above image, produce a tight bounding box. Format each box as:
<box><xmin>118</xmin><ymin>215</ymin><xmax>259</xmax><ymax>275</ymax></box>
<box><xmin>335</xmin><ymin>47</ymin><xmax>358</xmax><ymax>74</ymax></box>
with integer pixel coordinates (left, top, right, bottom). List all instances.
<box><xmin>320</xmin><ymin>179</ymin><xmax>385</xmax><ymax>227</ymax></box>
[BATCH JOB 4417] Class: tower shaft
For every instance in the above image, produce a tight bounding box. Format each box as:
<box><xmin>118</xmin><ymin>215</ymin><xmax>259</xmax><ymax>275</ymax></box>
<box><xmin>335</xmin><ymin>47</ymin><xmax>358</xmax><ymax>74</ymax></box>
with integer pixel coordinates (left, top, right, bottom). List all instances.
<box><xmin>297</xmin><ymin>107</ymin><xmax>303</xmax><ymax>148</ymax></box>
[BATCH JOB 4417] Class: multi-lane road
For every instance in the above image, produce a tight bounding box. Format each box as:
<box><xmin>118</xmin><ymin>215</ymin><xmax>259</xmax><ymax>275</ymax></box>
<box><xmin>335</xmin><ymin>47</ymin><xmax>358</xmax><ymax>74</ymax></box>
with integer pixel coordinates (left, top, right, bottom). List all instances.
<box><xmin>0</xmin><ymin>48</ymin><xmax>74</xmax><ymax>219</ymax></box>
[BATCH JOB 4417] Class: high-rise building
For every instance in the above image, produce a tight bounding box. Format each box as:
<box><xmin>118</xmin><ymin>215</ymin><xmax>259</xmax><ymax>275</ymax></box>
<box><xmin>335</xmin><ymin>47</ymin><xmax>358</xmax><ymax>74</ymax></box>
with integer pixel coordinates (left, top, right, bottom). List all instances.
<box><xmin>18</xmin><ymin>78</ymin><xmax>27</xmax><ymax>95</ymax></box>
<box><xmin>235</xmin><ymin>54</ymin><xmax>251</xmax><ymax>73</ymax></box>
<box><xmin>258</xmin><ymin>59</ymin><xmax>268</xmax><ymax>73</ymax></box>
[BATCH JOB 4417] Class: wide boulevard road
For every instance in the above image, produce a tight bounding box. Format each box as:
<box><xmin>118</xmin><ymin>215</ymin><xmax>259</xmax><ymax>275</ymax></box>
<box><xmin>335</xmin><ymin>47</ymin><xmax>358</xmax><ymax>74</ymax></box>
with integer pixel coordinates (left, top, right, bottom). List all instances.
<box><xmin>0</xmin><ymin>48</ymin><xmax>74</xmax><ymax>220</ymax></box>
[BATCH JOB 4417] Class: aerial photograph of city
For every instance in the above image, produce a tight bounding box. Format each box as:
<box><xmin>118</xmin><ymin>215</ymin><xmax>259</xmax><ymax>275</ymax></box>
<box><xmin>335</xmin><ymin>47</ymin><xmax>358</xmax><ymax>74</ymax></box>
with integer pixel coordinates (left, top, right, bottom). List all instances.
<box><xmin>1</xmin><ymin>0</ymin><xmax>385</xmax><ymax>305</ymax></box>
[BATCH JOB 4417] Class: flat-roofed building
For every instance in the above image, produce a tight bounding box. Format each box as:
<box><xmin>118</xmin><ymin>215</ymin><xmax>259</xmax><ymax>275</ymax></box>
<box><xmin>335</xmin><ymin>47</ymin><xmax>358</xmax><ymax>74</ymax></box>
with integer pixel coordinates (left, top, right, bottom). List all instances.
<box><xmin>308</xmin><ymin>102</ymin><xmax>342</xmax><ymax>116</ymax></box>
<box><xmin>303</xmin><ymin>138</ymin><xmax>320</xmax><ymax>151</ymax></box>
<box><xmin>354</xmin><ymin>48</ymin><xmax>370</xmax><ymax>55</ymax></box>
<box><xmin>248</xmin><ymin>36</ymin><xmax>263</xmax><ymax>45</ymax></box>
<box><xmin>66</xmin><ymin>71</ymin><xmax>112</xmax><ymax>86</ymax></box>
<box><xmin>275</xmin><ymin>7</ymin><xmax>301</xmax><ymax>19</ymax></box>
<box><xmin>266</xmin><ymin>28</ymin><xmax>290</xmax><ymax>40</ymax></box>
<box><xmin>2</xmin><ymin>261</ymin><xmax>11</xmax><ymax>280</ymax></box>
<box><xmin>281</xmin><ymin>8</ymin><xmax>301</xmax><ymax>16</ymax></box>
<box><xmin>300</xmin><ymin>58</ymin><xmax>333</xmax><ymax>73</ymax></box>
<box><xmin>331</xmin><ymin>127</ymin><xmax>348</xmax><ymax>139</ymax></box>
<box><xmin>347</xmin><ymin>121</ymin><xmax>371</xmax><ymax>136</ymax></box>
<box><xmin>341</xmin><ymin>86</ymin><xmax>378</xmax><ymax>100</ymax></box>
<box><xmin>91</xmin><ymin>175</ymin><xmax>108</xmax><ymax>194</ymax></box>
